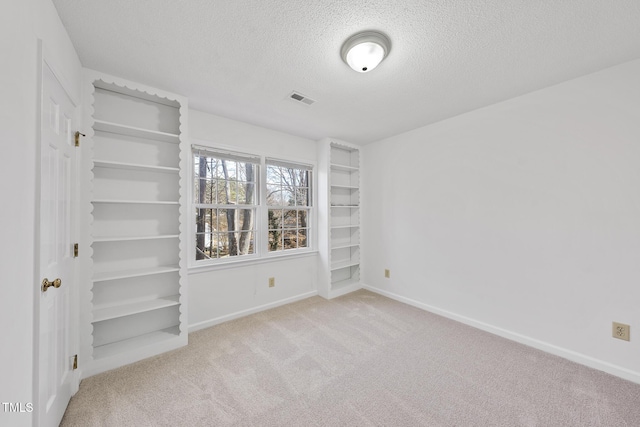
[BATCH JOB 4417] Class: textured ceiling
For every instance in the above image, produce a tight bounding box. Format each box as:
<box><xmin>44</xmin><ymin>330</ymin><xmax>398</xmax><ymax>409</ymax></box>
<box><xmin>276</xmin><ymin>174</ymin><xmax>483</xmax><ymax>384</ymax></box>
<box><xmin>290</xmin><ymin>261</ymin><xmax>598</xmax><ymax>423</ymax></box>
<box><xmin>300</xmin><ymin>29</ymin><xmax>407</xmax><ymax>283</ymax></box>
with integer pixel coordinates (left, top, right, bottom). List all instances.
<box><xmin>52</xmin><ymin>0</ymin><xmax>640</xmax><ymax>144</ymax></box>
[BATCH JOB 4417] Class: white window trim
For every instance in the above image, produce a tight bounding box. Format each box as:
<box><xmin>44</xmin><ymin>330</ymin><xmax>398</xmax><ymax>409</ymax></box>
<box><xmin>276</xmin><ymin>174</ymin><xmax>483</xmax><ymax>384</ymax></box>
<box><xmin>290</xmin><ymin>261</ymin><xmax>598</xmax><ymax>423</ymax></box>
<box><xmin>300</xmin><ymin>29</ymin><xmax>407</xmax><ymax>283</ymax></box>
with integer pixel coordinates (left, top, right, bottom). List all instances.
<box><xmin>188</xmin><ymin>141</ymin><xmax>318</xmax><ymax>270</ymax></box>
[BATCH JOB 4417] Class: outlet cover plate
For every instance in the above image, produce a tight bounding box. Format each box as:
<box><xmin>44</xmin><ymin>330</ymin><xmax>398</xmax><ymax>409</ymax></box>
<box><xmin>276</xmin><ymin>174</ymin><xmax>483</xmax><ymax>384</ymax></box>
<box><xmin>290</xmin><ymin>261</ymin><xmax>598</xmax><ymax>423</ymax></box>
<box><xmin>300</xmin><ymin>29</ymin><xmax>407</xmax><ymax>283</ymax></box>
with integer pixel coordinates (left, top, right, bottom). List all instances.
<box><xmin>612</xmin><ymin>322</ymin><xmax>630</xmax><ymax>341</ymax></box>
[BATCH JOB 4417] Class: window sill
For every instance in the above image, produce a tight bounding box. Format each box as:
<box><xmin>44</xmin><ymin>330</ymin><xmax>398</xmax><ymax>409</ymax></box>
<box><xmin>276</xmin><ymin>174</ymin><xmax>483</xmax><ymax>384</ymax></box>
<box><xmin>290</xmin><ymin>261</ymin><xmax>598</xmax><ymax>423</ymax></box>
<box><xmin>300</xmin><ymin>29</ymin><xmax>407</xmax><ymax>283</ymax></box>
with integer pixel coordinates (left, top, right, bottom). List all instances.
<box><xmin>188</xmin><ymin>249</ymin><xmax>319</xmax><ymax>274</ymax></box>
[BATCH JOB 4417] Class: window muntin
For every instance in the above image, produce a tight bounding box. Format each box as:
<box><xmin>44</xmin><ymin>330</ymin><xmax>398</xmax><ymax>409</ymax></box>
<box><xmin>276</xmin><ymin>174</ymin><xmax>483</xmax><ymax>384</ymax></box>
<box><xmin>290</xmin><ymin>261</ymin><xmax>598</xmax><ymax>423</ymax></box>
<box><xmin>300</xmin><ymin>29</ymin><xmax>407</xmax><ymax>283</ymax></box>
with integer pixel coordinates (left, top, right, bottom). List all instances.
<box><xmin>266</xmin><ymin>162</ymin><xmax>311</xmax><ymax>252</ymax></box>
<box><xmin>194</xmin><ymin>153</ymin><xmax>258</xmax><ymax>260</ymax></box>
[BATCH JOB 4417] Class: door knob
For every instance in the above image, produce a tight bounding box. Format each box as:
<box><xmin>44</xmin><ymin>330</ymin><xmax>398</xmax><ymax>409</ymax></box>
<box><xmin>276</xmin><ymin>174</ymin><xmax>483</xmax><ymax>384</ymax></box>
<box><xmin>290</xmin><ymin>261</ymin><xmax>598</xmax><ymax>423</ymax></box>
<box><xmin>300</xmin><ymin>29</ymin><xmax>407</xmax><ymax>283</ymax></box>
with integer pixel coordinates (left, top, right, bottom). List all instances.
<box><xmin>42</xmin><ymin>278</ymin><xmax>62</xmax><ymax>292</ymax></box>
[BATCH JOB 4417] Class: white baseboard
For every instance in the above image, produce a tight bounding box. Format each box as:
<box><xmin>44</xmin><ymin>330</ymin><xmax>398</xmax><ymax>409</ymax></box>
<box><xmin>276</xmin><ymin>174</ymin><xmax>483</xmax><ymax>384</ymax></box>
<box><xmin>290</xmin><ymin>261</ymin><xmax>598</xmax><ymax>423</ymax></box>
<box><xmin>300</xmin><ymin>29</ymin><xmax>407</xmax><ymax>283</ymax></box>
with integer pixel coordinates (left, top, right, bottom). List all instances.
<box><xmin>362</xmin><ymin>284</ymin><xmax>640</xmax><ymax>385</ymax></box>
<box><xmin>188</xmin><ymin>291</ymin><xmax>318</xmax><ymax>333</ymax></box>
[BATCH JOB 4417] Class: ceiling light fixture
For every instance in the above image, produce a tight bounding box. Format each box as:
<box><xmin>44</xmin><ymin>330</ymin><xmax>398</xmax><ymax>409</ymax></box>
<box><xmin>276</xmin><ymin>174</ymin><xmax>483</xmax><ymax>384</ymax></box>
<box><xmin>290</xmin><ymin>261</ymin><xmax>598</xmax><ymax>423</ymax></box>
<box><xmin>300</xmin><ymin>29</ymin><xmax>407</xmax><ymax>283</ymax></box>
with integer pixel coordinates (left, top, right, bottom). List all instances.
<box><xmin>341</xmin><ymin>31</ymin><xmax>391</xmax><ymax>73</ymax></box>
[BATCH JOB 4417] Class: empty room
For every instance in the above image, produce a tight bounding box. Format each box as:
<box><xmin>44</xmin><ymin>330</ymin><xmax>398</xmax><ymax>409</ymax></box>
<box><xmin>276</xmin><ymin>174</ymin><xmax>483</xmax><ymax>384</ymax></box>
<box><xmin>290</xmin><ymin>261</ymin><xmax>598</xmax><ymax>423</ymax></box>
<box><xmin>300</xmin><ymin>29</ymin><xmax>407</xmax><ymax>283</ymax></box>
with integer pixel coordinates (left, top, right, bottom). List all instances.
<box><xmin>2</xmin><ymin>0</ymin><xmax>640</xmax><ymax>426</ymax></box>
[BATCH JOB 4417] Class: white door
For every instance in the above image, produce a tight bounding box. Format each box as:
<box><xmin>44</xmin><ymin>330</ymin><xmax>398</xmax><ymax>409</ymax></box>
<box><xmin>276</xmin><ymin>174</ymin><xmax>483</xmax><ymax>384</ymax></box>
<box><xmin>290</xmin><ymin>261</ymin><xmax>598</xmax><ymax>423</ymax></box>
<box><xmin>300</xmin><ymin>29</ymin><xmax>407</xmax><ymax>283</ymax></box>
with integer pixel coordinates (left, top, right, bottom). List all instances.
<box><xmin>38</xmin><ymin>60</ymin><xmax>78</xmax><ymax>427</ymax></box>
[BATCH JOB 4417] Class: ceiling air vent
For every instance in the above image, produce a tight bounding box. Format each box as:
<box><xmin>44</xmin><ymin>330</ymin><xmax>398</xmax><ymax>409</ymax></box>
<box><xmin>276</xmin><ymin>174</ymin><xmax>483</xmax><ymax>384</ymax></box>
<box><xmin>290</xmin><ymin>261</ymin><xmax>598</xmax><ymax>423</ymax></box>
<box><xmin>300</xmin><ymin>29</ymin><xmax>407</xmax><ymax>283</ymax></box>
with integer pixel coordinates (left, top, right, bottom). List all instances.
<box><xmin>288</xmin><ymin>91</ymin><xmax>316</xmax><ymax>106</ymax></box>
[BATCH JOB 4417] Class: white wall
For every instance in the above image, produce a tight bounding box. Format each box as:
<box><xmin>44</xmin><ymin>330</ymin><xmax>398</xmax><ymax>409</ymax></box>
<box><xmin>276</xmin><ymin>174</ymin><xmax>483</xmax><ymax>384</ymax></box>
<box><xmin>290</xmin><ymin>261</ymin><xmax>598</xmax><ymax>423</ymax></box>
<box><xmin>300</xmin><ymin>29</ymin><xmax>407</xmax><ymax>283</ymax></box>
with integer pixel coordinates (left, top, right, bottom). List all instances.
<box><xmin>362</xmin><ymin>59</ymin><xmax>640</xmax><ymax>383</ymax></box>
<box><xmin>0</xmin><ymin>0</ymin><xmax>81</xmax><ymax>426</ymax></box>
<box><xmin>188</xmin><ymin>110</ymin><xmax>319</xmax><ymax>330</ymax></box>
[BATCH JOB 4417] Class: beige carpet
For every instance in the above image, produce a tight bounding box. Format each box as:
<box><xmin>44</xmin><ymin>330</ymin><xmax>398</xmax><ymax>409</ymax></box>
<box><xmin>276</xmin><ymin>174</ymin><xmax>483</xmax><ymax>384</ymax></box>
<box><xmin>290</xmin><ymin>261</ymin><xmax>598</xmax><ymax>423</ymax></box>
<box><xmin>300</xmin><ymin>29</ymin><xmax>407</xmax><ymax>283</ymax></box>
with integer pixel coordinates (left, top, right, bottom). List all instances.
<box><xmin>61</xmin><ymin>290</ymin><xmax>640</xmax><ymax>426</ymax></box>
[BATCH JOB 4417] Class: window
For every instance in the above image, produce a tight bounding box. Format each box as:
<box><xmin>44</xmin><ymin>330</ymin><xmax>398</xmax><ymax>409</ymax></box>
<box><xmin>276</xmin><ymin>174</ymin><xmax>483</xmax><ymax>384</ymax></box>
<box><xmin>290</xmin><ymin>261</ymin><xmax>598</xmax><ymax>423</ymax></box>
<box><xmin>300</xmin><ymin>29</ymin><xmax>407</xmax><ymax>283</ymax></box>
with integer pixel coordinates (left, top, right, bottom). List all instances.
<box><xmin>192</xmin><ymin>147</ymin><xmax>313</xmax><ymax>264</ymax></box>
<box><xmin>266</xmin><ymin>160</ymin><xmax>311</xmax><ymax>252</ymax></box>
<box><xmin>194</xmin><ymin>150</ymin><xmax>260</xmax><ymax>260</ymax></box>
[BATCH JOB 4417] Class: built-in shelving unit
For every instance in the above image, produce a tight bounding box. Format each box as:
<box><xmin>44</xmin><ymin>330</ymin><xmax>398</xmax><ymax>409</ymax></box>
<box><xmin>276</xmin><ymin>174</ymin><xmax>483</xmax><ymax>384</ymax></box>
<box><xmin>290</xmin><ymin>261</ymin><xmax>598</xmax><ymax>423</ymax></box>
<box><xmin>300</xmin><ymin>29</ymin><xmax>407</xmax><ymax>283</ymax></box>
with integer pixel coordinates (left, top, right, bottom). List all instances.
<box><xmin>317</xmin><ymin>138</ymin><xmax>361</xmax><ymax>299</ymax></box>
<box><xmin>79</xmin><ymin>70</ymin><xmax>188</xmax><ymax>377</ymax></box>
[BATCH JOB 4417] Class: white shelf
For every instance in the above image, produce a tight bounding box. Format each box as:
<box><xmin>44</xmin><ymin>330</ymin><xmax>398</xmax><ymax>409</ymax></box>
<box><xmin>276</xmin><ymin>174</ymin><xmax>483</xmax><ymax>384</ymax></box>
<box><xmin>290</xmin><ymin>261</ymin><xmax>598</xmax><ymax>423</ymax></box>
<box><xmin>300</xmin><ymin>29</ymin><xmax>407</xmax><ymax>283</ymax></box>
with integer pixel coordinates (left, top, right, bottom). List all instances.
<box><xmin>331</xmin><ymin>184</ymin><xmax>359</xmax><ymax>190</ymax></box>
<box><xmin>330</xmin><ymin>163</ymin><xmax>359</xmax><ymax>172</ymax></box>
<box><xmin>331</xmin><ymin>224</ymin><xmax>360</xmax><ymax>229</ymax></box>
<box><xmin>331</xmin><ymin>243</ymin><xmax>360</xmax><ymax>250</ymax></box>
<box><xmin>93</xmin><ymin>160</ymin><xmax>179</xmax><ymax>174</ymax></box>
<box><xmin>92</xmin><ymin>234</ymin><xmax>179</xmax><ymax>243</ymax></box>
<box><xmin>93</xmin><ymin>296</ymin><xmax>180</xmax><ymax>323</ymax></box>
<box><xmin>92</xmin><ymin>326</ymin><xmax>180</xmax><ymax>360</ymax></box>
<box><xmin>94</xmin><ymin>119</ymin><xmax>180</xmax><ymax>143</ymax></box>
<box><xmin>92</xmin><ymin>199</ymin><xmax>179</xmax><ymax>205</ymax></box>
<box><xmin>93</xmin><ymin>265</ymin><xmax>180</xmax><ymax>283</ymax></box>
<box><xmin>331</xmin><ymin>260</ymin><xmax>360</xmax><ymax>271</ymax></box>
<box><xmin>331</xmin><ymin>277</ymin><xmax>360</xmax><ymax>290</ymax></box>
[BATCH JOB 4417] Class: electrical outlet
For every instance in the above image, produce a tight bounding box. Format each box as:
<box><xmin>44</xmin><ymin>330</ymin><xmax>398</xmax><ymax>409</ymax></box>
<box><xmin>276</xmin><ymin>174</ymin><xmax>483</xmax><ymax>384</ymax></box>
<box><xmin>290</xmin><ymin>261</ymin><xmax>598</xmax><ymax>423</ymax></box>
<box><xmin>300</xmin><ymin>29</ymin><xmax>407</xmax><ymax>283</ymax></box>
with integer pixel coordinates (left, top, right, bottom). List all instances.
<box><xmin>612</xmin><ymin>322</ymin><xmax>630</xmax><ymax>341</ymax></box>
<box><xmin>268</xmin><ymin>277</ymin><xmax>275</xmax><ymax>288</ymax></box>
<box><xmin>384</xmin><ymin>269</ymin><xmax>390</xmax><ymax>278</ymax></box>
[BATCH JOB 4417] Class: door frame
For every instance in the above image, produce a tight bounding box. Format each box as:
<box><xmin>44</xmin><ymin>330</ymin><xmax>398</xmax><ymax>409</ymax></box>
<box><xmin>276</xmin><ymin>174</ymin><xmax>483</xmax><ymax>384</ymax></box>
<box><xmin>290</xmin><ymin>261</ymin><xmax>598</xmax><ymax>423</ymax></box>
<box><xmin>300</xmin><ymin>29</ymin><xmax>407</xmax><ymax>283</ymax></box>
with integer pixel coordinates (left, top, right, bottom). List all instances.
<box><xmin>33</xmin><ymin>39</ymin><xmax>81</xmax><ymax>426</ymax></box>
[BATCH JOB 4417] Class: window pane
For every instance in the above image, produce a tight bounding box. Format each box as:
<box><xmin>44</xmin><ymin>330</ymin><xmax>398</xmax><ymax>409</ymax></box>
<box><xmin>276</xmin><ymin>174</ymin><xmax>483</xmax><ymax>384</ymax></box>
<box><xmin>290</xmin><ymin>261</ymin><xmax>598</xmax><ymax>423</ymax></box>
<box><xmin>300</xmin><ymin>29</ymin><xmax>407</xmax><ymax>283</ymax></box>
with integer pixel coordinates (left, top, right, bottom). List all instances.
<box><xmin>238</xmin><ymin>209</ymin><xmax>255</xmax><ymax>231</ymax></box>
<box><xmin>195</xmin><ymin>234</ymin><xmax>209</xmax><ymax>259</ymax></box>
<box><xmin>228</xmin><ymin>180</ymin><xmax>238</xmax><ymax>204</ymax></box>
<box><xmin>221</xmin><ymin>160</ymin><xmax>237</xmax><ymax>180</ymax></box>
<box><xmin>194</xmin><ymin>179</ymin><xmax>202</xmax><ymax>203</ymax></box>
<box><xmin>266</xmin><ymin>184</ymin><xmax>282</xmax><ymax>206</ymax></box>
<box><xmin>195</xmin><ymin>209</ymin><xmax>217</xmax><ymax>255</ymax></box>
<box><xmin>210</xmin><ymin>209</ymin><xmax>219</xmax><ymax>231</ymax></box>
<box><xmin>217</xmin><ymin>232</ymin><xmax>230</xmax><ymax>257</ymax></box>
<box><xmin>196</xmin><ymin>239</ymin><xmax>206</xmax><ymax>258</ymax></box>
<box><xmin>283</xmin><ymin>229</ymin><xmax>296</xmax><ymax>250</ymax></box>
<box><xmin>237</xmin><ymin>165</ymin><xmax>246</xmax><ymax>181</ymax></box>
<box><xmin>283</xmin><ymin>188</ymin><xmax>295</xmax><ymax>206</ymax></box>
<box><xmin>194</xmin><ymin>157</ymin><xmax>201</xmax><ymax>178</ymax></box>
<box><xmin>283</xmin><ymin>210</ymin><xmax>297</xmax><ymax>228</ymax></box>
<box><xmin>301</xmin><ymin>170</ymin><xmax>310</xmax><ymax>186</ymax></box>
<box><xmin>238</xmin><ymin>183</ymin><xmax>255</xmax><ymax>205</ymax></box>
<box><xmin>212</xmin><ymin>159</ymin><xmax>223</xmax><ymax>178</ymax></box>
<box><xmin>268</xmin><ymin>230</ymin><xmax>281</xmax><ymax>251</ymax></box>
<box><xmin>238</xmin><ymin>231</ymin><xmax>255</xmax><ymax>255</ymax></box>
<box><xmin>297</xmin><ymin>210</ymin><xmax>308</xmax><ymax>228</ymax></box>
<box><xmin>195</xmin><ymin>208</ymin><xmax>207</xmax><ymax>231</ymax></box>
<box><xmin>298</xmin><ymin>229</ymin><xmax>308</xmax><ymax>248</ymax></box>
<box><xmin>266</xmin><ymin>165</ymin><xmax>281</xmax><ymax>184</ymax></box>
<box><xmin>295</xmin><ymin>188</ymin><xmax>309</xmax><ymax>206</ymax></box>
<box><xmin>268</xmin><ymin>209</ymin><xmax>282</xmax><ymax>230</ymax></box>
<box><xmin>210</xmin><ymin>179</ymin><xmax>220</xmax><ymax>204</ymax></box>
<box><xmin>218</xmin><ymin>209</ymin><xmax>230</xmax><ymax>232</ymax></box>
<box><xmin>195</xmin><ymin>179</ymin><xmax>215</xmax><ymax>204</ymax></box>
<box><xmin>215</xmin><ymin>181</ymin><xmax>226</xmax><ymax>204</ymax></box>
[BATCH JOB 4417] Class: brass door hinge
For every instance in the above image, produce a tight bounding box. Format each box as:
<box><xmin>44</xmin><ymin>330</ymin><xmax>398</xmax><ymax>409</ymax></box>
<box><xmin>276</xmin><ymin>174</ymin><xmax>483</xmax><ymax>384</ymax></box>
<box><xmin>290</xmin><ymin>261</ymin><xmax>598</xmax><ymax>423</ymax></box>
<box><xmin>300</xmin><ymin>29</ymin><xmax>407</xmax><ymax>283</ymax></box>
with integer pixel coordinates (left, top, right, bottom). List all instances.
<box><xmin>73</xmin><ymin>354</ymin><xmax>78</xmax><ymax>370</ymax></box>
<box><xmin>74</xmin><ymin>131</ymin><xmax>85</xmax><ymax>147</ymax></box>
<box><xmin>74</xmin><ymin>243</ymin><xmax>79</xmax><ymax>258</ymax></box>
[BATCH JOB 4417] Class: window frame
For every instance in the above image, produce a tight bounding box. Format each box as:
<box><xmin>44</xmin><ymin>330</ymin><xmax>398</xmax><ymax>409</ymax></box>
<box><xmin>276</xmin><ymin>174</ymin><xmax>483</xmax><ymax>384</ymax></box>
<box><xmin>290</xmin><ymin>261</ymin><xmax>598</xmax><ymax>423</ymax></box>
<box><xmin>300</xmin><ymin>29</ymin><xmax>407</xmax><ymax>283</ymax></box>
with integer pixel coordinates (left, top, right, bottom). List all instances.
<box><xmin>265</xmin><ymin>159</ymin><xmax>312</xmax><ymax>253</ymax></box>
<box><xmin>189</xmin><ymin>142</ymin><xmax>317</xmax><ymax>270</ymax></box>
<box><xmin>193</xmin><ymin>149</ymin><xmax>260</xmax><ymax>262</ymax></box>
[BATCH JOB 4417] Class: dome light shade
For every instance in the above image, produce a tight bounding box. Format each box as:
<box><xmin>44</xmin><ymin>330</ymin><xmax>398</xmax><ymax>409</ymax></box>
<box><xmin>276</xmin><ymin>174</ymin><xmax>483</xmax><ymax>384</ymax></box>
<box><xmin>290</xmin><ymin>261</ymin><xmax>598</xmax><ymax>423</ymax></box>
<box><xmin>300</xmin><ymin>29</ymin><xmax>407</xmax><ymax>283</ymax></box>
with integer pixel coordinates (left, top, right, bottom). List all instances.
<box><xmin>341</xmin><ymin>31</ymin><xmax>391</xmax><ymax>73</ymax></box>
